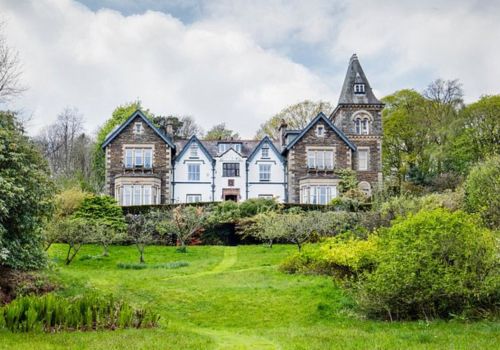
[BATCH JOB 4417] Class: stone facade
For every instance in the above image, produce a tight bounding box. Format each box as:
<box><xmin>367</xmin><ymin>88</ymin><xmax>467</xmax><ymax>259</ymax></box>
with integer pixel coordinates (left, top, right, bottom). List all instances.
<box><xmin>286</xmin><ymin>117</ymin><xmax>353</xmax><ymax>203</ymax></box>
<box><xmin>104</xmin><ymin>114</ymin><xmax>173</xmax><ymax>204</ymax></box>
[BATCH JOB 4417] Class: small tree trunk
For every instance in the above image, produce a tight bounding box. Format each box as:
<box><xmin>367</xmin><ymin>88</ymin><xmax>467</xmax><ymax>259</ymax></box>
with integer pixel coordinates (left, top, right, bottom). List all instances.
<box><xmin>140</xmin><ymin>249</ymin><xmax>145</xmax><ymax>264</ymax></box>
<box><xmin>268</xmin><ymin>239</ymin><xmax>273</xmax><ymax>248</ymax></box>
<box><xmin>177</xmin><ymin>239</ymin><xmax>187</xmax><ymax>253</ymax></box>
<box><xmin>102</xmin><ymin>243</ymin><xmax>109</xmax><ymax>257</ymax></box>
<box><xmin>297</xmin><ymin>242</ymin><xmax>302</xmax><ymax>252</ymax></box>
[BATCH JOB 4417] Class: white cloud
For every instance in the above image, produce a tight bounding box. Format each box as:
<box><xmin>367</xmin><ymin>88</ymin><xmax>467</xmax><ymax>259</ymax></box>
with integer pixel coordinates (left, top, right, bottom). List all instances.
<box><xmin>0</xmin><ymin>0</ymin><xmax>333</xmax><ymax>137</ymax></box>
<box><xmin>1</xmin><ymin>0</ymin><xmax>499</xmax><ymax>137</ymax></box>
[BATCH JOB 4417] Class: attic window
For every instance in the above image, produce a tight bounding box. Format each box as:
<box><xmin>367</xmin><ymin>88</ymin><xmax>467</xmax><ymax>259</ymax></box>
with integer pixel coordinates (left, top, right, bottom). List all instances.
<box><xmin>134</xmin><ymin>122</ymin><xmax>144</xmax><ymax>134</ymax></box>
<box><xmin>316</xmin><ymin>125</ymin><xmax>325</xmax><ymax>137</ymax></box>
<box><xmin>354</xmin><ymin>83</ymin><xmax>365</xmax><ymax>94</ymax></box>
<box><xmin>190</xmin><ymin>143</ymin><xmax>198</xmax><ymax>158</ymax></box>
<box><xmin>261</xmin><ymin>145</ymin><xmax>269</xmax><ymax>158</ymax></box>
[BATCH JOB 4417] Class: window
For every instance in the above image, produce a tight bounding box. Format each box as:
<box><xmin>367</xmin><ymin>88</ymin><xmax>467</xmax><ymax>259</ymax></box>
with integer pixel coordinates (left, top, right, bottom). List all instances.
<box><xmin>259</xmin><ymin>164</ymin><xmax>271</xmax><ymax>181</ymax></box>
<box><xmin>307</xmin><ymin>150</ymin><xmax>334</xmax><ymax>170</ymax></box>
<box><xmin>228</xmin><ymin>179</ymin><xmax>234</xmax><ymax>186</ymax></box>
<box><xmin>121</xmin><ymin>185</ymin><xmax>155</xmax><ymax>206</ymax></box>
<box><xmin>355</xmin><ymin>118</ymin><xmax>369</xmax><ymax>135</ymax></box>
<box><xmin>223</xmin><ymin>163</ymin><xmax>240</xmax><ymax>177</ymax></box>
<box><xmin>261</xmin><ymin>146</ymin><xmax>269</xmax><ymax>158</ymax></box>
<box><xmin>218</xmin><ymin>143</ymin><xmax>242</xmax><ymax>154</ymax></box>
<box><xmin>123</xmin><ymin>186</ymin><xmax>132</xmax><ymax>206</ymax></box>
<box><xmin>316</xmin><ymin>125</ymin><xmax>325</xmax><ymax>137</ymax></box>
<box><xmin>188</xmin><ymin>163</ymin><xmax>200</xmax><ymax>181</ymax></box>
<box><xmin>258</xmin><ymin>194</ymin><xmax>273</xmax><ymax>199</ymax></box>
<box><xmin>354</xmin><ymin>83</ymin><xmax>365</xmax><ymax>94</ymax></box>
<box><xmin>125</xmin><ymin>149</ymin><xmax>133</xmax><ymax>168</ymax></box>
<box><xmin>190</xmin><ymin>144</ymin><xmax>198</xmax><ymax>158</ymax></box>
<box><xmin>134</xmin><ymin>122</ymin><xmax>143</xmax><ymax>134</ymax></box>
<box><xmin>144</xmin><ymin>149</ymin><xmax>152</xmax><ymax>168</ymax></box>
<box><xmin>186</xmin><ymin>194</ymin><xmax>202</xmax><ymax>203</ymax></box>
<box><xmin>358</xmin><ymin>181</ymin><xmax>372</xmax><ymax>197</ymax></box>
<box><xmin>300</xmin><ymin>185</ymin><xmax>337</xmax><ymax>205</ymax></box>
<box><xmin>358</xmin><ymin>149</ymin><xmax>369</xmax><ymax>170</ymax></box>
<box><xmin>124</xmin><ymin>148</ymin><xmax>153</xmax><ymax>168</ymax></box>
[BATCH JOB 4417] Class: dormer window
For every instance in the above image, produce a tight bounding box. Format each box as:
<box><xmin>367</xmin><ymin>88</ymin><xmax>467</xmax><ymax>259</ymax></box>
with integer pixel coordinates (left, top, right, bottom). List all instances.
<box><xmin>134</xmin><ymin>122</ymin><xmax>144</xmax><ymax>134</ymax></box>
<box><xmin>354</xmin><ymin>83</ymin><xmax>365</xmax><ymax>94</ymax></box>
<box><xmin>261</xmin><ymin>145</ymin><xmax>269</xmax><ymax>158</ymax></box>
<box><xmin>218</xmin><ymin>143</ymin><xmax>242</xmax><ymax>154</ymax></box>
<box><xmin>316</xmin><ymin>125</ymin><xmax>325</xmax><ymax>137</ymax></box>
<box><xmin>190</xmin><ymin>143</ymin><xmax>198</xmax><ymax>158</ymax></box>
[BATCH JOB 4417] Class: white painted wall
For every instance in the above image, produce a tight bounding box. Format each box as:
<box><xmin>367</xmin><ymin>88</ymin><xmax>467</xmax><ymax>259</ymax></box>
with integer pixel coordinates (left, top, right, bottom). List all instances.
<box><xmin>214</xmin><ymin>149</ymin><xmax>247</xmax><ymax>202</ymax></box>
<box><xmin>247</xmin><ymin>142</ymin><xmax>286</xmax><ymax>202</ymax></box>
<box><xmin>173</xmin><ymin>142</ymin><xmax>213</xmax><ymax>203</ymax></box>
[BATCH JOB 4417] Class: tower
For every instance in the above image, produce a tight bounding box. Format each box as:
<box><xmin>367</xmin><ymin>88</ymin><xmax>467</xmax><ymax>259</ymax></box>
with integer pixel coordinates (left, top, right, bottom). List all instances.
<box><xmin>331</xmin><ymin>54</ymin><xmax>384</xmax><ymax>193</ymax></box>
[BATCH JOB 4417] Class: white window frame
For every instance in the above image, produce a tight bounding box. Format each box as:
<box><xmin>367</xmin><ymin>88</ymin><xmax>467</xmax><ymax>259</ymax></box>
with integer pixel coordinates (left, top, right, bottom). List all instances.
<box><xmin>121</xmin><ymin>185</ymin><xmax>155</xmax><ymax>206</ymax></box>
<box><xmin>316</xmin><ymin>125</ymin><xmax>325</xmax><ymax>137</ymax></box>
<box><xmin>354</xmin><ymin>84</ymin><xmax>365</xmax><ymax>94</ymax></box>
<box><xmin>258</xmin><ymin>194</ymin><xmax>274</xmax><ymax>199</ymax></box>
<box><xmin>186</xmin><ymin>194</ymin><xmax>202</xmax><ymax>203</ymax></box>
<box><xmin>259</xmin><ymin>164</ymin><xmax>271</xmax><ymax>182</ymax></box>
<box><xmin>190</xmin><ymin>143</ymin><xmax>198</xmax><ymax>158</ymax></box>
<box><xmin>188</xmin><ymin>163</ymin><xmax>201</xmax><ymax>181</ymax></box>
<box><xmin>261</xmin><ymin>146</ymin><xmax>269</xmax><ymax>158</ymax></box>
<box><xmin>124</xmin><ymin>147</ymin><xmax>153</xmax><ymax>168</ymax></box>
<box><xmin>300</xmin><ymin>185</ymin><xmax>337</xmax><ymax>205</ymax></box>
<box><xmin>354</xmin><ymin>117</ymin><xmax>370</xmax><ymax>135</ymax></box>
<box><xmin>134</xmin><ymin>122</ymin><xmax>143</xmax><ymax>134</ymax></box>
<box><xmin>306</xmin><ymin>149</ymin><xmax>335</xmax><ymax>170</ymax></box>
<box><xmin>358</xmin><ymin>149</ymin><xmax>369</xmax><ymax>171</ymax></box>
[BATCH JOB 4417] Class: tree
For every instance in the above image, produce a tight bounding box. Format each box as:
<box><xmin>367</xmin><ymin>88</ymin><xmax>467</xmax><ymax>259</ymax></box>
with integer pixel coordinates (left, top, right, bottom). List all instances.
<box><xmin>255</xmin><ymin>100</ymin><xmax>333</xmax><ymax>140</ymax></box>
<box><xmin>0</xmin><ymin>112</ymin><xmax>55</xmax><ymax>270</ymax></box>
<box><xmin>170</xmin><ymin>206</ymin><xmax>208</xmax><ymax>252</ymax></box>
<box><xmin>248</xmin><ymin>212</ymin><xmax>287</xmax><ymax>248</ymax></box>
<box><xmin>204</xmin><ymin>123</ymin><xmax>239</xmax><ymax>141</ymax></box>
<box><xmin>178</xmin><ymin>116</ymin><xmax>203</xmax><ymax>139</ymax></box>
<box><xmin>0</xmin><ymin>23</ymin><xmax>25</xmax><ymax>102</ymax></box>
<box><xmin>55</xmin><ymin>218</ymin><xmax>96</xmax><ymax>265</ymax></box>
<box><xmin>73</xmin><ymin>195</ymin><xmax>126</xmax><ymax>256</ymax></box>
<box><xmin>463</xmin><ymin>155</ymin><xmax>500</xmax><ymax>229</ymax></box>
<box><xmin>125</xmin><ymin>213</ymin><xmax>157</xmax><ymax>264</ymax></box>
<box><xmin>35</xmin><ymin>108</ymin><xmax>94</xmax><ymax>187</ymax></box>
<box><xmin>92</xmin><ymin>101</ymin><xmax>152</xmax><ymax>189</ymax></box>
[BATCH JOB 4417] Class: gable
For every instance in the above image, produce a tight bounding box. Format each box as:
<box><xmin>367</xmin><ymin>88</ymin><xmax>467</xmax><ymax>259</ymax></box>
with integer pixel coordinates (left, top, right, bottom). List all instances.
<box><xmin>101</xmin><ymin>110</ymin><xmax>175</xmax><ymax>149</ymax></box>
<box><xmin>175</xmin><ymin>136</ymin><xmax>214</xmax><ymax>163</ymax></box>
<box><xmin>247</xmin><ymin>136</ymin><xmax>284</xmax><ymax>164</ymax></box>
<box><xmin>284</xmin><ymin>112</ymin><xmax>356</xmax><ymax>152</ymax></box>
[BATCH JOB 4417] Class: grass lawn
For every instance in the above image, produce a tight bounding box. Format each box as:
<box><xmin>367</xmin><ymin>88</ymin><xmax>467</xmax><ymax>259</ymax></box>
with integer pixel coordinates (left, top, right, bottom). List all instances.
<box><xmin>1</xmin><ymin>244</ymin><xmax>499</xmax><ymax>349</ymax></box>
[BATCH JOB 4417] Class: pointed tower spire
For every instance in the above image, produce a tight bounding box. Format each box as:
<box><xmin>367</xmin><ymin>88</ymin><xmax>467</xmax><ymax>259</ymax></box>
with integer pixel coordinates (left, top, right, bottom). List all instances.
<box><xmin>338</xmin><ymin>54</ymin><xmax>382</xmax><ymax>105</ymax></box>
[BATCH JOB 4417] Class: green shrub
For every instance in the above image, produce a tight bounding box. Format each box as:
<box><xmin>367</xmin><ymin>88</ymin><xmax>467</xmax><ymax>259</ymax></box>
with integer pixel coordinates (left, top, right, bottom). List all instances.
<box><xmin>353</xmin><ymin>209</ymin><xmax>499</xmax><ymax>320</ymax></box>
<box><xmin>238</xmin><ymin>198</ymin><xmax>279</xmax><ymax>217</ymax></box>
<box><xmin>463</xmin><ymin>155</ymin><xmax>500</xmax><ymax>229</ymax></box>
<box><xmin>280</xmin><ymin>233</ymin><xmax>378</xmax><ymax>277</ymax></box>
<box><xmin>0</xmin><ymin>293</ymin><xmax>160</xmax><ymax>332</ymax></box>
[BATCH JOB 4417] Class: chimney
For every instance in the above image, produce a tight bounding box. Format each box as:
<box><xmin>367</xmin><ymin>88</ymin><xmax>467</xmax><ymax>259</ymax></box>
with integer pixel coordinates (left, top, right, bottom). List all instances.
<box><xmin>278</xmin><ymin>119</ymin><xmax>288</xmax><ymax>146</ymax></box>
<box><xmin>166</xmin><ymin>121</ymin><xmax>174</xmax><ymax>136</ymax></box>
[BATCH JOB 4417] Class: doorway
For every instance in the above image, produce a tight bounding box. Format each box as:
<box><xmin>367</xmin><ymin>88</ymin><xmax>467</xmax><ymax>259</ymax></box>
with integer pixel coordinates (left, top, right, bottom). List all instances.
<box><xmin>224</xmin><ymin>194</ymin><xmax>238</xmax><ymax>202</ymax></box>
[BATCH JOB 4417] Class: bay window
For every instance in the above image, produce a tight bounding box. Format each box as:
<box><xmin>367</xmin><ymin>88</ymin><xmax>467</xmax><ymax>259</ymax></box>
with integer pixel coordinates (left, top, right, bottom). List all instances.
<box><xmin>120</xmin><ymin>185</ymin><xmax>158</xmax><ymax>206</ymax></box>
<box><xmin>300</xmin><ymin>185</ymin><xmax>337</xmax><ymax>205</ymax></box>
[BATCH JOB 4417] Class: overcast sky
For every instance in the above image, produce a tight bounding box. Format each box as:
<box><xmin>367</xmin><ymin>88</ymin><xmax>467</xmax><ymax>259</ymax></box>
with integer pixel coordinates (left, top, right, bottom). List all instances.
<box><xmin>1</xmin><ymin>0</ymin><xmax>499</xmax><ymax>138</ymax></box>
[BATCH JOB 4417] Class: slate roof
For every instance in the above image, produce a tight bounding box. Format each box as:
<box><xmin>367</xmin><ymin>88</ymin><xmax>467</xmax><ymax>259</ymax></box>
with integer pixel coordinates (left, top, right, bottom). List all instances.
<box><xmin>174</xmin><ymin>138</ymin><xmax>281</xmax><ymax>158</ymax></box>
<box><xmin>101</xmin><ymin>110</ymin><xmax>176</xmax><ymax>149</ymax></box>
<box><xmin>283</xmin><ymin>112</ymin><xmax>357</xmax><ymax>152</ymax></box>
<box><xmin>338</xmin><ymin>54</ymin><xmax>383</xmax><ymax>105</ymax></box>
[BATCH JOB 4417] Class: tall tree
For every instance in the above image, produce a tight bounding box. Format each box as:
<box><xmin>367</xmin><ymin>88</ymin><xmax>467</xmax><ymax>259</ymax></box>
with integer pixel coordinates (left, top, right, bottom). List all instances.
<box><xmin>255</xmin><ymin>100</ymin><xmax>333</xmax><ymax>140</ymax></box>
<box><xmin>35</xmin><ymin>107</ymin><xmax>92</xmax><ymax>180</ymax></box>
<box><xmin>0</xmin><ymin>112</ymin><xmax>55</xmax><ymax>270</ymax></box>
<box><xmin>178</xmin><ymin>116</ymin><xmax>203</xmax><ymax>139</ymax></box>
<box><xmin>205</xmin><ymin>123</ymin><xmax>239</xmax><ymax>141</ymax></box>
<box><xmin>0</xmin><ymin>23</ymin><xmax>25</xmax><ymax>103</ymax></box>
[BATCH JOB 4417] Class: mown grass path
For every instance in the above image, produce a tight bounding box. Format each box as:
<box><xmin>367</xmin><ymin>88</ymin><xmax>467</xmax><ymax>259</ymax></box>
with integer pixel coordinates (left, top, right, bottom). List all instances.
<box><xmin>1</xmin><ymin>244</ymin><xmax>499</xmax><ymax>350</ymax></box>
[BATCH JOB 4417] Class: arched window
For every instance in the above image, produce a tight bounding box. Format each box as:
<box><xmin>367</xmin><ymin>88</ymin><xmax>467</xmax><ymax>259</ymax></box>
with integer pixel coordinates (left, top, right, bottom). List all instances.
<box><xmin>353</xmin><ymin>113</ymin><xmax>371</xmax><ymax>135</ymax></box>
<box><xmin>358</xmin><ymin>181</ymin><xmax>372</xmax><ymax>198</ymax></box>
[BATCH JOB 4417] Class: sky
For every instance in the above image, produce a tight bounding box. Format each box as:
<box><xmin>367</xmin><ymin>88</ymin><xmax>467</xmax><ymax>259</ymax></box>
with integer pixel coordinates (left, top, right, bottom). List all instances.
<box><xmin>1</xmin><ymin>0</ymin><xmax>499</xmax><ymax>138</ymax></box>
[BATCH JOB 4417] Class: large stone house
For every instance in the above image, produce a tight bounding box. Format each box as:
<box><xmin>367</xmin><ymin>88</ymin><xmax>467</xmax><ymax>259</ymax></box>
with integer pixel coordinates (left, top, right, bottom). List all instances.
<box><xmin>101</xmin><ymin>54</ymin><xmax>383</xmax><ymax>205</ymax></box>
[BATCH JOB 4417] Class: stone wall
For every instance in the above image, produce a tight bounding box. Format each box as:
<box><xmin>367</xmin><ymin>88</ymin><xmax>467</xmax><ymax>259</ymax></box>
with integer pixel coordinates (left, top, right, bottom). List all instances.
<box><xmin>286</xmin><ymin>118</ymin><xmax>353</xmax><ymax>203</ymax></box>
<box><xmin>104</xmin><ymin>115</ymin><xmax>173</xmax><ymax>203</ymax></box>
